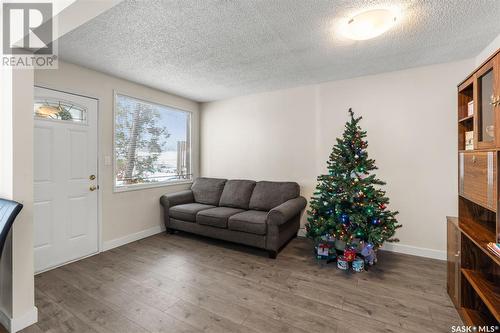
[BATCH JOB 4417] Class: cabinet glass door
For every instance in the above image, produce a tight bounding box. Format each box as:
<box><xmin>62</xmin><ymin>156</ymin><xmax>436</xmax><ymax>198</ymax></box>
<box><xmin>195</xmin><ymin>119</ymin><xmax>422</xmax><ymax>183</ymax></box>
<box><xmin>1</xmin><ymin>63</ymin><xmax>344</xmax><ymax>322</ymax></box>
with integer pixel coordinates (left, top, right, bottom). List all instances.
<box><xmin>478</xmin><ymin>68</ymin><xmax>495</xmax><ymax>143</ymax></box>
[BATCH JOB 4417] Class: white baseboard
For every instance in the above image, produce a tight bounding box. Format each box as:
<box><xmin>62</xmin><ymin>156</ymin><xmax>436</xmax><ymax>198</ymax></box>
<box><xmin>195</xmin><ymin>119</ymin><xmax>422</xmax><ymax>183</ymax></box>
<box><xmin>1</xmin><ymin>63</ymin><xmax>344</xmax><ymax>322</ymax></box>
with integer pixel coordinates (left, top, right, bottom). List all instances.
<box><xmin>0</xmin><ymin>306</ymin><xmax>38</xmax><ymax>332</ymax></box>
<box><xmin>102</xmin><ymin>225</ymin><xmax>165</xmax><ymax>251</ymax></box>
<box><xmin>297</xmin><ymin>228</ymin><xmax>445</xmax><ymax>260</ymax></box>
<box><xmin>381</xmin><ymin>242</ymin><xmax>446</xmax><ymax>260</ymax></box>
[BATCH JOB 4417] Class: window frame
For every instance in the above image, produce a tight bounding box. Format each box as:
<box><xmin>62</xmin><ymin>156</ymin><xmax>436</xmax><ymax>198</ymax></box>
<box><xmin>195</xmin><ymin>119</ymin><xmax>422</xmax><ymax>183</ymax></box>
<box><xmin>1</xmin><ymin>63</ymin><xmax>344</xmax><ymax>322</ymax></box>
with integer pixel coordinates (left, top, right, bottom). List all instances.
<box><xmin>113</xmin><ymin>90</ymin><xmax>194</xmax><ymax>192</ymax></box>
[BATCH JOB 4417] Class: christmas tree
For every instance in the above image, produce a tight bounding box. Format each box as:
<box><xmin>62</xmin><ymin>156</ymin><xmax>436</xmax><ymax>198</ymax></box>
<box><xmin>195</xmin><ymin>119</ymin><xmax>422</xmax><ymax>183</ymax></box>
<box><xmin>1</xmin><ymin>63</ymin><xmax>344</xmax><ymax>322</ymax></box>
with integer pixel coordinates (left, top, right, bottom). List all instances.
<box><xmin>306</xmin><ymin>109</ymin><xmax>401</xmax><ymax>267</ymax></box>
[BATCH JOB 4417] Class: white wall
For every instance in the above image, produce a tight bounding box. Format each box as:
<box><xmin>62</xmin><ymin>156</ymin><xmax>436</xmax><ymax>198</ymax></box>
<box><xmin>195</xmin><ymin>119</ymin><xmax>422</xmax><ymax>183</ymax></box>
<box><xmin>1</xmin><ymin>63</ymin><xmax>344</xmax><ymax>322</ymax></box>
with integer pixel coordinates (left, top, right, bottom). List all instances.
<box><xmin>0</xmin><ymin>68</ymin><xmax>37</xmax><ymax>332</ymax></box>
<box><xmin>475</xmin><ymin>33</ymin><xmax>500</xmax><ymax>66</ymax></box>
<box><xmin>201</xmin><ymin>59</ymin><xmax>475</xmax><ymax>259</ymax></box>
<box><xmin>35</xmin><ymin>61</ymin><xmax>200</xmax><ymax>247</ymax></box>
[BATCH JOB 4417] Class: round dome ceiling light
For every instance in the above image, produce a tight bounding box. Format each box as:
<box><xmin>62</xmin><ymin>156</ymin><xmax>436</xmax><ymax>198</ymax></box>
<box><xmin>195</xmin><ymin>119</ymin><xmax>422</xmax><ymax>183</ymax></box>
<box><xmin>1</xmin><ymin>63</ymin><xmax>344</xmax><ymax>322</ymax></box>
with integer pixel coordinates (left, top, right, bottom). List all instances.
<box><xmin>341</xmin><ymin>9</ymin><xmax>398</xmax><ymax>40</ymax></box>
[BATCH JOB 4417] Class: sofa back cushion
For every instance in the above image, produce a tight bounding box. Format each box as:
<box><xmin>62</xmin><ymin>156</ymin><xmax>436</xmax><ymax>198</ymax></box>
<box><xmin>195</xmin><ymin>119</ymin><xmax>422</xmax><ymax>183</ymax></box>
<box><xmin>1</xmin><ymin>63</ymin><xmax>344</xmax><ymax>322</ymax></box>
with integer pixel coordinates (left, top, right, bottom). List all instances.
<box><xmin>249</xmin><ymin>181</ymin><xmax>300</xmax><ymax>211</ymax></box>
<box><xmin>191</xmin><ymin>177</ymin><xmax>227</xmax><ymax>205</ymax></box>
<box><xmin>219</xmin><ymin>179</ymin><xmax>256</xmax><ymax>209</ymax></box>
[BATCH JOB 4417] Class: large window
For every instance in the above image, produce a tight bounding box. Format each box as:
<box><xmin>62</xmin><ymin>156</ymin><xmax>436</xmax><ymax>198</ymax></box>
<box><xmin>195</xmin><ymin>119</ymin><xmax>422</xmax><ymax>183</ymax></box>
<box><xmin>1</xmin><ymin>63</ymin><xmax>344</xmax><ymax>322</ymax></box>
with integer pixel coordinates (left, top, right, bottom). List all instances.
<box><xmin>114</xmin><ymin>93</ymin><xmax>192</xmax><ymax>191</ymax></box>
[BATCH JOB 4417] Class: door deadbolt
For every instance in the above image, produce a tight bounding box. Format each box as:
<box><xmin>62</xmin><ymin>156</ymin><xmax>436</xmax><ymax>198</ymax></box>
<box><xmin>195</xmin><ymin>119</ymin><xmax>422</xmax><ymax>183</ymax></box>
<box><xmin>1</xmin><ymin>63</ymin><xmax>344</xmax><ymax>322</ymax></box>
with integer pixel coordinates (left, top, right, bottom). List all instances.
<box><xmin>89</xmin><ymin>175</ymin><xmax>96</xmax><ymax>180</ymax></box>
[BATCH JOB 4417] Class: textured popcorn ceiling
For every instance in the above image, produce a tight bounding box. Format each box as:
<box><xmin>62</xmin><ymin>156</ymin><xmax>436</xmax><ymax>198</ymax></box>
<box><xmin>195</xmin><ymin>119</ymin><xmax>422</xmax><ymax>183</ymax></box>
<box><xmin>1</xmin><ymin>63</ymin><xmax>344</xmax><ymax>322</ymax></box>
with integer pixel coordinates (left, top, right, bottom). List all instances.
<box><xmin>58</xmin><ymin>0</ymin><xmax>500</xmax><ymax>102</ymax></box>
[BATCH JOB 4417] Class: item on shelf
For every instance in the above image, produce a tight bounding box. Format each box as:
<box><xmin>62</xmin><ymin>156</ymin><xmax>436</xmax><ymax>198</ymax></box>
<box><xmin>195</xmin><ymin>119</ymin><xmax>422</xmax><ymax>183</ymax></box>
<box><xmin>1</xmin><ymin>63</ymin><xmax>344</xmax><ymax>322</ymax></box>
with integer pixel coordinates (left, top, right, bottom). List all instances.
<box><xmin>467</xmin><ymin>100</ymin><xmax>474</xmax><ymax>116</ymax></box>
<box><xmin>352</xmin><ymin>258</ymin><xmax>364</xmax><ymax>272</ymax></box>
<box><xmin>486</xmin><ymin>125</ymin><xmax>495</xmax><ymax>139</ymax></box>
<box><xmin>465</xmin><ymin>131</ymin><xmax>474</xmax><ymax>150</ymax></box>
<box><xmin>305</xmin><ymin>108</ymin><xmax>401</xmax><ymax>269</ymax></box>
<box><xmin>486</xmin><ymin>242</ymin><xmax>500</xmax><ymax>258</ymax></box>
<box><xmin>337</xmin><ymin>256</ymin><xmax>349</xmax><ymax>270</ymax></box>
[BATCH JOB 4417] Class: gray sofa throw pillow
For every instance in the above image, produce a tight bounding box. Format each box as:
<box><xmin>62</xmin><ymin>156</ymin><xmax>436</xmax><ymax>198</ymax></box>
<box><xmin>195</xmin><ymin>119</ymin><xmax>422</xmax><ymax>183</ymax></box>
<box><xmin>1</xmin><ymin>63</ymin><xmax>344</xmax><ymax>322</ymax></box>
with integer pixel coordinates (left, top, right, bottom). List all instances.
<box><xmin>219</xmin><ymin>179</ymin><xmax>256</xmax><ymax>209</ymax></box>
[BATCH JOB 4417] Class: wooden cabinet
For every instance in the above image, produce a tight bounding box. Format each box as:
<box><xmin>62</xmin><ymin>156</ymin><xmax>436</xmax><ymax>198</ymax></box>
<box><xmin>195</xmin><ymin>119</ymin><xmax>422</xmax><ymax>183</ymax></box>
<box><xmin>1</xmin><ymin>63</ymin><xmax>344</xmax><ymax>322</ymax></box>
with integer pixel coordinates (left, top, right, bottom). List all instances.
<box><xmin>459</xmin><ymin>151</ymin><xmax>496</xmax><ymax>211</ymax></box>
<box><xmin>450</xmin><ymin>48</ymin><xmax>500</xmax><ymax>327</ymax></box>
<box><xmin>459</xmin><ymin>50</ymin><xmax>500</xmax><ymax>151</ymax></box>
<box><xmin>475</xmin><ymin>56</ymin><xmax>499</xmax><ymax>149</ymax></box>
<box><xmin>447</xmin><ymin>217</ymin><xmax>461</xmax><ymax>308</ymax></box>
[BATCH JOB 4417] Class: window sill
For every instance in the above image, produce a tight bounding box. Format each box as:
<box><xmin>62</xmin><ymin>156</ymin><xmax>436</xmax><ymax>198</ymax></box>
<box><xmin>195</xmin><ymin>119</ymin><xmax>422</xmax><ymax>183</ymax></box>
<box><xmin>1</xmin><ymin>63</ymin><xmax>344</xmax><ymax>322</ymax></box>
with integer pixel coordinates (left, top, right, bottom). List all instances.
<box><xmin>114</xmin><ymin>179</ymin><xmax>193</xmax><ymax>193</ymax></box>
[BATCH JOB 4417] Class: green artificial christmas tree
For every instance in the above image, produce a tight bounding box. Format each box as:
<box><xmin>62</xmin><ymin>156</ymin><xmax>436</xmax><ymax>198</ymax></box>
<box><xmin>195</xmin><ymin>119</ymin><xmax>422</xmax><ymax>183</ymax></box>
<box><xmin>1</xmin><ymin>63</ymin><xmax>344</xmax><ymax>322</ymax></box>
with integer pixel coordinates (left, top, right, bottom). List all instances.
<box><xmin>306</xmin><ymin>109</ymin><xmax>401</xmax><ymax>269</ymax></box>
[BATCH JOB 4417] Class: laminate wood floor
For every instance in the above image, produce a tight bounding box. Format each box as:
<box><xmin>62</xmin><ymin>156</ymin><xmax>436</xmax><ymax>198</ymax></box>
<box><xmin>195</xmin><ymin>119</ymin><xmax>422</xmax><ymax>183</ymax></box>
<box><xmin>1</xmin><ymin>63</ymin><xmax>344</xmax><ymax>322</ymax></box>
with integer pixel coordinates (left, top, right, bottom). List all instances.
<box><xmin>21</xmin><ymin>232</ymin><xmax>461</xmax><ymax>333</ymax></box>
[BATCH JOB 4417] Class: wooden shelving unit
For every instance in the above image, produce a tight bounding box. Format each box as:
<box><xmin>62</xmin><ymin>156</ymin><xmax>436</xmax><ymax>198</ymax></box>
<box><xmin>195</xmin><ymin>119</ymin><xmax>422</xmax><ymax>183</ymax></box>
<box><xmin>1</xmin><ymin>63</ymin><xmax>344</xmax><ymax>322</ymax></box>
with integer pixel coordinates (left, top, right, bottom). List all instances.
<box><xmin>447</xmin><ymin>48</ymin><xmax>500</xmax><ymax>327</ymax></box>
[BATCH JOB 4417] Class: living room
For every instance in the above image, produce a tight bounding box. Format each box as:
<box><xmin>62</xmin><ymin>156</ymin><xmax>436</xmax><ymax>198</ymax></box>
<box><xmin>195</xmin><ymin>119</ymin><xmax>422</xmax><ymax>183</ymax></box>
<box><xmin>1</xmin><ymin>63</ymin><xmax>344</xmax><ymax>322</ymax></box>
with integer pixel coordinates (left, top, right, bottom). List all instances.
<box><xmin>1</xmin><ymin>0</ymin><xmax>499</xmax><ymax>332</ymax></box>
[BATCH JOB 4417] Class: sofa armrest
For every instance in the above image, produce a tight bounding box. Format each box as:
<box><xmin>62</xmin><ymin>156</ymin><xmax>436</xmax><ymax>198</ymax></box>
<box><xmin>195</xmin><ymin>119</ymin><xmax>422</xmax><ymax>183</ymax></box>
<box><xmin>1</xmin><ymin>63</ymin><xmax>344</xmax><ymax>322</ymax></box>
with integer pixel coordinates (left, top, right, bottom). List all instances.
<box><xmin>267</xmin><ymin>197</ymin><xmax>307</xmax><ymax>226</ymax></box>
<box><xmin>160</xmin><ymin>190</ymin><xmax>194</xmax><ymax>208</ymax></box>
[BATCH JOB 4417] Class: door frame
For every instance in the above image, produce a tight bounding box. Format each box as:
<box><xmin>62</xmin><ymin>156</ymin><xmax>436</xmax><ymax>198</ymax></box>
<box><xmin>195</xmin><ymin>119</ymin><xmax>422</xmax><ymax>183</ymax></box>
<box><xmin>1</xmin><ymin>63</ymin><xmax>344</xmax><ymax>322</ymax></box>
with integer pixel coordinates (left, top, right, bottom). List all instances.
<box><xmin>34</xmin><ymin>85</ymin><xmax>103</xmax><ymax>272</ymax></box>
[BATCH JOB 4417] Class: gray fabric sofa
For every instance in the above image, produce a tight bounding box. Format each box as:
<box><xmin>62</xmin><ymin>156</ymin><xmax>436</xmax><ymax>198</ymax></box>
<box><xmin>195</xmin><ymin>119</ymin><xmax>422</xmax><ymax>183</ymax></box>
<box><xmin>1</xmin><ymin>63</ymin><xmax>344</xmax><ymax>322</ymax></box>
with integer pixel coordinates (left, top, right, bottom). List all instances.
<box><xmin>160</xmin><ymin>177</ymin><xmax>307</xmax><ymax>258</ymax></box>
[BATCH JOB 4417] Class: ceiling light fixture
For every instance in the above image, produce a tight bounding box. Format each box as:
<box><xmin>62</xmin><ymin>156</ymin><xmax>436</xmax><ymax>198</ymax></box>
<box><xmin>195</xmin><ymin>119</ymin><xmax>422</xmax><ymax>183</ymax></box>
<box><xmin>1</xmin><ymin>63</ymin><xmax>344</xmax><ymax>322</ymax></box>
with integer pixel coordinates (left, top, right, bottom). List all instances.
<box><xmin>340</xmin><ymin>8</ymin><xmax>399</xmax><ymax>41</ymax></box>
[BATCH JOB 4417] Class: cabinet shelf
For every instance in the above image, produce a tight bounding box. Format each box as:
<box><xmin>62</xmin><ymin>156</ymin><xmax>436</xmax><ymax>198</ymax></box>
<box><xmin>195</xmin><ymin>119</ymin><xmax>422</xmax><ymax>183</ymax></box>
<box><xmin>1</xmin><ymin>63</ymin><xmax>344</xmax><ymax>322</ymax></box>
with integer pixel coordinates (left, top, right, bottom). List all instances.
<box><xmin>459</xmin><ymin>307</ymin><xmax>492</xmax><ymax>326</ymax></box>
<box><xmin>461</xmin><ymin>269</ymin><xmax>500</xmax><ymax>322</ymax></box>
<box><xmin>458</xmin><ymin>115</ymin><xmax>474</xmax><ymax>123</ymax></box>
<box><xmin>458</xmin><ymin>217</ymin><xmax>500</xmax><ymax>266</ymax></box>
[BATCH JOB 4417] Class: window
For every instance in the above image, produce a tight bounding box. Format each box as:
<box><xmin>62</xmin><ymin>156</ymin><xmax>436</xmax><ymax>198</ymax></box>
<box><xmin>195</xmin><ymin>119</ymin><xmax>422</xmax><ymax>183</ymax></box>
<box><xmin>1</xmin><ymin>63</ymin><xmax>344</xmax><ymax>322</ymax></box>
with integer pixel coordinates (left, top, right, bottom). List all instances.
<box><xmin>34</xmin><ymin>99</ymin><xmax>87</xmax><ymax>124</ymax></box>
<box><xmin>114</xmin><ymin>93</ymin><xmax>192</xmax><ymax>190</ymax></box>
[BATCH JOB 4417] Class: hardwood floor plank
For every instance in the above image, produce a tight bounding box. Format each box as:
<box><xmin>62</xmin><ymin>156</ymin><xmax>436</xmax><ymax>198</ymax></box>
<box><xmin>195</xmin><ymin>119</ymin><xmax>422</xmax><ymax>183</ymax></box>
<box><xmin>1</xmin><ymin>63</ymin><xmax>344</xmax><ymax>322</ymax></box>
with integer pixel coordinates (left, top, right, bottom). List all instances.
<box><xmin>36</xmin><ymin>273</ymin><xmax>150</xmax><ymax>333</ymax></box>
<box><xmin>22</xmin><ymin>234</ymin><xmax>461</xmax><ymax>333</ymax></box>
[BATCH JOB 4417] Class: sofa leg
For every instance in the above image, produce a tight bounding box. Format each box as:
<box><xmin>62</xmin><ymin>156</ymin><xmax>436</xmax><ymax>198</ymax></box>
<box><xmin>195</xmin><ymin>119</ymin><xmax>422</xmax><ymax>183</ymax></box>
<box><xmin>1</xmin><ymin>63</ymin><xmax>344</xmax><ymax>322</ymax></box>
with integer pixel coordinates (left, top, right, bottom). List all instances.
<box><xmin>268</xmin><ymin>250</ymin><xmax>278</xmax><ymax>259</ymax></box>
<box><xmin>166</xmin><ymin>228</ymin><xmax>175</xmax><ymax>234</ymax></box>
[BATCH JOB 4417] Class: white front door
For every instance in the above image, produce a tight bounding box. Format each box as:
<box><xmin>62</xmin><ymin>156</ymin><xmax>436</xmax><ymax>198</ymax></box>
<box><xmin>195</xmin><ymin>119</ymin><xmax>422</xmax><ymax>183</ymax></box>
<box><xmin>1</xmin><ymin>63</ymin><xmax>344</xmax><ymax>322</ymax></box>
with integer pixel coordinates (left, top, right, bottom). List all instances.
<box><xmin>33</xmin><ymin>86</ymin><xmax>99</xmax><ymax>273</ymax></box>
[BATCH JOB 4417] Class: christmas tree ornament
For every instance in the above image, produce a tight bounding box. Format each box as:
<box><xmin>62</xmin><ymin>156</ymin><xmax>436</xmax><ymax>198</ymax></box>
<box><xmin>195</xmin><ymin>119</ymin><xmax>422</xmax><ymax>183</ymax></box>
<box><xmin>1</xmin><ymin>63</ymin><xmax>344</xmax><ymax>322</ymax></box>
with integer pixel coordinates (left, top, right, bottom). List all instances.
<box><xmin>305</xmin><ymin>108</ymin><xmax>401</xmax><ymax>269</ymax></box>
<box><xmin>355</xmin><ymin>229</ymin><xmax>365</xmax><ymax>238</ymax></box>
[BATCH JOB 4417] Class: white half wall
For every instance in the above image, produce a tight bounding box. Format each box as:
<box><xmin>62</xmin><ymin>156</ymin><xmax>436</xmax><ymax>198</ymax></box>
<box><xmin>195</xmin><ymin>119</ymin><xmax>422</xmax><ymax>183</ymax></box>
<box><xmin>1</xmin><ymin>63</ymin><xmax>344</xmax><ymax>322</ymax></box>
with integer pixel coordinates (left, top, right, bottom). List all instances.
<box><xmin>201</xmin><ymin>59</ymin><xmax>475</xmax><ymax>259</ymax></box>
<box><xmin>35</xmin><ymin>61</ymin><xmax>200</xmax><ymax>245</ymax></box>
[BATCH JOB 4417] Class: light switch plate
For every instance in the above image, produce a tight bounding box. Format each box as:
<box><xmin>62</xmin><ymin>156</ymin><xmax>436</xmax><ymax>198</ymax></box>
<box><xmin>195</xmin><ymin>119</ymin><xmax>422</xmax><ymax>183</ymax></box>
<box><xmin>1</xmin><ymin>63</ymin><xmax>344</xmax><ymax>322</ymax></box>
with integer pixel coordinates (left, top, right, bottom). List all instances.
<box><xmin>104</xmin><ymin>155</ymin><xmax>112</xmax><ymax>166</ymax></box>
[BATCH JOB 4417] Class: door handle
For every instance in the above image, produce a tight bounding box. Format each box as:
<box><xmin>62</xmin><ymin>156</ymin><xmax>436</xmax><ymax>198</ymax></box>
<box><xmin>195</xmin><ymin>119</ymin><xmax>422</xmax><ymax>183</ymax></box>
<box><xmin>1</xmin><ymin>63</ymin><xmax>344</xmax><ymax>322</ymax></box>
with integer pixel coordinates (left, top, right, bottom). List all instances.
<box><xmin>89</xmin><ymin>185</ymin><xmax>97</xmax><ymax>191</ymax></box>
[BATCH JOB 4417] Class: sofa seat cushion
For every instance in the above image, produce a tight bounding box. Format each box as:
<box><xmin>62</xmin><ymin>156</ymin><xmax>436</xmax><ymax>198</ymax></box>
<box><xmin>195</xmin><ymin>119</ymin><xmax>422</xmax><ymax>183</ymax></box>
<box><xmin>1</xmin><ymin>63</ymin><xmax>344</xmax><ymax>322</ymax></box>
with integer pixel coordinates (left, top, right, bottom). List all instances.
<box><xmin>197</xmin><ymin>207</ymin><xmax>245</xmax><ymax>228</ymax></box>
<box><xmin>228</xmin><ymin>210</ymin><xmax>268</xmax><ymax>235</ymax></box>
<box><xmin>219</xmin><ymin>179</ymin><xmax>256</xmax><ymax>209</ymax></box>
<box><xmin>191</xmin><ymin>177</ymin><xmax>227</xmax><ymax>205</ymax></box>
<box><xmin>169</xmin><ymin>203</ymin><xmax>215</xmax><ymax>222</ymax></box>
